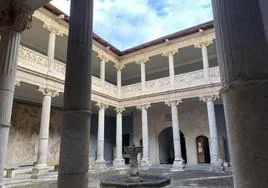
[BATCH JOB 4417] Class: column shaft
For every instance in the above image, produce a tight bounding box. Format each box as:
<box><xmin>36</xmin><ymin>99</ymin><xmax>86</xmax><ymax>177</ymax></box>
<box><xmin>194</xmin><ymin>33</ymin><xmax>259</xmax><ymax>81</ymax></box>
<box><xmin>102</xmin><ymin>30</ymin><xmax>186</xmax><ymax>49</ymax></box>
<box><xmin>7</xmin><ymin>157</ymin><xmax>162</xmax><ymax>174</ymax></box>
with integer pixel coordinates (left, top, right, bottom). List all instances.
<box><xmin>58</xmin><ymin>0</ymin><xmax>93</xmax><ymax>187</ymax></box>
<box><xmin>141</xmin><ymin>63</ymin><xmax>146</xmax><ymax>91</ymax></box>
<box><xmin>100</xmin><ymin>60</ymin><xmax>105</xmax><ymax>82</ymax></box>
<box><xmin>37</xmin><ymin>95</ymin><xmax>52</xmax><ymax>165</ymax></box>
<box><xmin>168</xmin><ymin>55</ymin><xmax>175</xmax><ymax>85</ymax></box>
<box><xmin>141</xmin><ymin>108</ymin><xmax>150</xmax><ymax>165</ymax></box>
<box><xmin>201</xmin><ymin>46</ymin><xmax>209</xmax><ymax>80</ymax></box>
<box><xmin>96</xmin><ymin>108</ymin><xmax>105</xmax><ymax>162</ymax></box>
<box><xmin>171</xmin><ymin>105</ymin><xmax>182</xmax><ymax>160</ymax></box>
<box><xmin>117</xmin><ymin>69</ymin><xmax>121</xmax><ymax>94</ymax></box>
<box><xmin>212</xmin><ymin>0</ymin><xmax>268</xmax><ymax>187</ymax></box>
<box><xmin>116</xmin><ymin>112</ymin><xmax>122</xmax><ymax>159</ymax></box>
<box><xmin>0</xmin><ymin>30</ymin><xmax>21</xmax><ymax>187</ymax></box>
<box><xmin>47</xmin><ymin>32</ymin><xmax>56</xmax><ymax>70</ymax></box>
<box><xmin>206</xmin><ymin>100</ymin><xmax>221</xmax><ymax>169</ymax></box>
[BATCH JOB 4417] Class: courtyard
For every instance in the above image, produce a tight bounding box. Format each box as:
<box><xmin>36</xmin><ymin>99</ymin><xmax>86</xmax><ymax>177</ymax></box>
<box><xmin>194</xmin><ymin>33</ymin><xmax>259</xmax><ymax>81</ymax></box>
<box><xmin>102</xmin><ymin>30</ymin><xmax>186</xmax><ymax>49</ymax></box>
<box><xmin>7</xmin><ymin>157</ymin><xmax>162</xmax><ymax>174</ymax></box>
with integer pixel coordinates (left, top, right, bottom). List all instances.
<box><xmin>5</xmin><ymin>165</ymin><xmax>233</xmax><ymax>188</ymax></box>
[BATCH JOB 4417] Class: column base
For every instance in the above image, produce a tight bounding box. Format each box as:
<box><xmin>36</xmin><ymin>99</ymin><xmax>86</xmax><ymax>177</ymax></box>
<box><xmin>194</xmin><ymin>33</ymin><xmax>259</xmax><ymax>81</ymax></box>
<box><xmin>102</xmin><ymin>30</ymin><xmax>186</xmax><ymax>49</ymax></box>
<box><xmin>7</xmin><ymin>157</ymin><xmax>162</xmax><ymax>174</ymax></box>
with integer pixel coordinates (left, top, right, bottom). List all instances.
<box><xmin>92</xmin><ymin>159</ymin><xmax>107</xmax><ymax>170</ymax></box>
<box><xmin>31</xmin><ymin>164</ymin><xmax>49</xmax><ymax>179</ymax></box>
<box><xmin>113</xmin><ymin>157</ymin><xmax>126</xmax><ymax>169</ymax></box>
<box><xmin>171</xmin><ymin>159</ymin><xmax>185</xmax><ymax>171</ymax></box>
<box><xmin>211</xmin><ymin>159</ymin><xmax>225</xmax><ymax>172</ymax></box>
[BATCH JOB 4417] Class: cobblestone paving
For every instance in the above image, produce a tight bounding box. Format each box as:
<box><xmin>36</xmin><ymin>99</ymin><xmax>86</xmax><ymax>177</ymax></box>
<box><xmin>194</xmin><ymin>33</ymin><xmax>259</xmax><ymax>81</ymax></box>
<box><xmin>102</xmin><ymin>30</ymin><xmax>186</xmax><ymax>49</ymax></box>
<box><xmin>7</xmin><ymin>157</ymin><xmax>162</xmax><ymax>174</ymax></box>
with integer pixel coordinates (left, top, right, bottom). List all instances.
<box><xmin>6</xmin><ymin>166</ymin><xmax>233</xmax><ymax>188</ymax></box>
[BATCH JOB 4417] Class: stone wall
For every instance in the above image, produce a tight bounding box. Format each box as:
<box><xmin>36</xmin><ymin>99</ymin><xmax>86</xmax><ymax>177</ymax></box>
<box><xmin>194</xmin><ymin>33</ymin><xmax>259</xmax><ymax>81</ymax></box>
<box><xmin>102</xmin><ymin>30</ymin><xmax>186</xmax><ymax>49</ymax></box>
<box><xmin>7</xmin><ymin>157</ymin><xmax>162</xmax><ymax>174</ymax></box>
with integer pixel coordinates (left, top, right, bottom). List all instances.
<box><xmin>133</xmin><ymin>100</ymin><xmax>229</xmax><ymax>165</ymax></box>
<box><xmin>6</xmin><ymin>101</ymin><xmax>62</xmax><ymax>167</ymax></box>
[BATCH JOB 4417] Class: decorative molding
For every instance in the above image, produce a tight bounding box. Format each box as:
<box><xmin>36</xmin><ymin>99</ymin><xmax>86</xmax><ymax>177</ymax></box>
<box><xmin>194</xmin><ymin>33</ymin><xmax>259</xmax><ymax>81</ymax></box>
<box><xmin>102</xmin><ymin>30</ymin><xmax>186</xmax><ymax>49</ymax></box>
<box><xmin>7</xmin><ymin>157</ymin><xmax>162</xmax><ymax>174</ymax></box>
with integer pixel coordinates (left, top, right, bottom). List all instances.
<box><xmin>115</xmin><ymin>107</ymin><xmax>125</xmax><ymax>114</ymax></box>
<box><xmin>0</xmin><ymin>6</ymin><xmax>33</xmax><ymax>32</ymax></box>
<box><xmin>199</xmin><ymin>95</ymin><xmax>219</xmax><ymax>103</ymax></box>
<box><xmin>43</xmin><ymin>23</ymin><xmax>64</xmax><ymax>36</ymax></box>
<box><xmin>97</xmin><ymin>53</ymin><xmax>109</xmax><ymax>63</ymax></box>
<box><xmin>136</xmin><ymin>104</ymin><xmax>151</xmax><ymax>111</ymax></box>
<box><xmin>96</xmin><ymin>102</ymin><xmax>109</xmax><ymax>110</ymax></box>
<box><xmin>38</xmin><ymin>87</ymin><xmax>59</xmax><ymax>97</ymax></box>
<box><xmin>165</xmin><ymin>99</ymin><xmax>182</xmax><ymax>107</ymax></box>
<box><xmin>194</xmin><ymin>40</ymin><xmax>214</xmax><ymax>48</ymax></box>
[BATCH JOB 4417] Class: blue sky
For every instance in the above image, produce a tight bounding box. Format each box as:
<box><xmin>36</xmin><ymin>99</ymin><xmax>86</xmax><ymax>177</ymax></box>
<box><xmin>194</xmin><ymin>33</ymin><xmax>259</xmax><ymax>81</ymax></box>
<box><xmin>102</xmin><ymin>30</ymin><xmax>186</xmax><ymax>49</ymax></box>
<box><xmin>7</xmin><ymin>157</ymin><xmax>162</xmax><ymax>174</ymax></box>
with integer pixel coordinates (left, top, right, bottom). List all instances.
<box><xmin>50</xmin><ymin>0</ymin><xmax>213</xmax><ymax>50</ymax></box>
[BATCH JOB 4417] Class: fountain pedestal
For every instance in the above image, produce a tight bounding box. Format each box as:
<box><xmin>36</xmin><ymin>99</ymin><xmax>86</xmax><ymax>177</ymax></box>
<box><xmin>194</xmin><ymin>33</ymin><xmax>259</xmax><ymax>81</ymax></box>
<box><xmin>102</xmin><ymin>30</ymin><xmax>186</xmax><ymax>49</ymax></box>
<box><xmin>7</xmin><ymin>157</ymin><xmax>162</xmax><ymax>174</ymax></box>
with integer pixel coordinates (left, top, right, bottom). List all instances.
<box><xmin>100</xmin><ymin>145</ymin><xmax>170</xmax><ymax>188</ymax></box>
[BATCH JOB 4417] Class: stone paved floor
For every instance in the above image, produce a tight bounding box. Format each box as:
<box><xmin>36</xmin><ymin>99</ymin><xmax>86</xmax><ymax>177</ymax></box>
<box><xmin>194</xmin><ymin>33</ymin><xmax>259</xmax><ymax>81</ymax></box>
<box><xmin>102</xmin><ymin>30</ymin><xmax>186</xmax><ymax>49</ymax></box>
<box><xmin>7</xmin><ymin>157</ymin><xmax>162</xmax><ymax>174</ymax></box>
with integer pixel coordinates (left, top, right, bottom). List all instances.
<box><xmin>4</xmin><ymin>165</ymin><xmax>233</xmax><ymax>188</ymax></box>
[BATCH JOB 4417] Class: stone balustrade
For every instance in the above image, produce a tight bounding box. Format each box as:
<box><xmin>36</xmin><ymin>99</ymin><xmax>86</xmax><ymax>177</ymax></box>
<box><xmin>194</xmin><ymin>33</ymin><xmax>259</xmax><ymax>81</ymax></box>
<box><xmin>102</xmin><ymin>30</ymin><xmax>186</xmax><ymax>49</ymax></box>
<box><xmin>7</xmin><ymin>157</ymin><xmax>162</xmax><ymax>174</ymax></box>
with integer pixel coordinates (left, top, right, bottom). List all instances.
<box><xmin>17</xmin><ymin>45</ymin><xmax>220</xmax><ymax>100</ymax></box>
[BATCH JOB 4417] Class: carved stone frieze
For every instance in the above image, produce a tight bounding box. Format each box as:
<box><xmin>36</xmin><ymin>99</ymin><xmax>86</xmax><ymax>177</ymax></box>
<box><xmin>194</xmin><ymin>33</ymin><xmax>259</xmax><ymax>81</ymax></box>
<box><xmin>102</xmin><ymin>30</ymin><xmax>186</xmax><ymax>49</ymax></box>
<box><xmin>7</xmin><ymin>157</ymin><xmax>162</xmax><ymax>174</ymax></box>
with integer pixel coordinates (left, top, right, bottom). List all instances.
<box><xmin>0</xmin><ymin>6</ymin><xmax>33</xmax><ymax>32</ymax></box>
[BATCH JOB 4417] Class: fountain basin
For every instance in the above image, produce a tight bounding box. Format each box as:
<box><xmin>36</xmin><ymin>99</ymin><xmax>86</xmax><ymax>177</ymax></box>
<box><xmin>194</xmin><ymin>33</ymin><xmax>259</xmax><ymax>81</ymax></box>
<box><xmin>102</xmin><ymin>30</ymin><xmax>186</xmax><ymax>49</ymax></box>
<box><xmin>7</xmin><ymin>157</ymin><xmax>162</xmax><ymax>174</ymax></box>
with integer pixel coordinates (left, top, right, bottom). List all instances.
<box><xmin>100</xmin><ymin>174</ymin><xmax>171</xmax><ymax>188</ymax></box>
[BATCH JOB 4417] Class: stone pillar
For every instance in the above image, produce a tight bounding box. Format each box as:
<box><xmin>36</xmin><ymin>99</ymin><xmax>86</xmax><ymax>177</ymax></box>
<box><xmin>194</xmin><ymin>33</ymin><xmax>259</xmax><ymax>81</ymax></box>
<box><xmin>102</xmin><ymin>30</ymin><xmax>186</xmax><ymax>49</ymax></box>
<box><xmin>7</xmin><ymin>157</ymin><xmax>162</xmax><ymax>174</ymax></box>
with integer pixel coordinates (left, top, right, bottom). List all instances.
<box><xmin>98</xmin><ymin>55</ymin><xmax>108</xmax><ymax>84</ymax></box>
<box><xmin>165</xmin><ymin>100</ymin><xmax>185</xmax><ymax>171</ymax></box>
<box><xmin>94</xmin><ymin>103</ymin><xmax>109</xmax><ymax>170</ymax></box>
<box><xmin>43</xmin><ymin>23</ymin><xmax>63</xmax><ymax>70</ymax></box>
<box><xmin>57</xmin><ymin>0</ymin><xmax>93</xmax><ymax>187</ymax></box>
<box><xmin>162</xmin><ymin>50</ymin><xmax>178</xmax><ymax>85</ymax></box>
<box><xmin>113</xmin><ymin>107</ymin><xmax>125</xmax><ymax>168</ymax></box>
<box><xmin>115</xmin><ymin>64</ymin><xmax>124</xmax><ymax>95</ymax></box>
<box><xmin>136</xmin><ymin>59</ymin><xmax>149</xmax><ymax>91</ymax></box>
<box><xmin>200</xmin><ymin>95</ymin><xmax>224</xmax><ymax>171</ymax></box>
<box><xmin>137</xmin><ymin>104</ymin><xmax>151</xmax><ymax>167</ymax></box>
<box><xmin>195</xmin><ymin>41</ymin><xmax>213</xmax><ymax>80</ymax></box>
<box><xmin>0</xmin><ymin>6</ymin><xmax>32</xmax><ymax>187</ymax></box>
<box><xmin>211</xmin><ymin>0</ymin><xmax>268</xmax><ymax>187</ymax></box>
<box><xmin>31</xmin><ymin>88</ymin><xmax>59</xmax><ymax>179</ymax></box>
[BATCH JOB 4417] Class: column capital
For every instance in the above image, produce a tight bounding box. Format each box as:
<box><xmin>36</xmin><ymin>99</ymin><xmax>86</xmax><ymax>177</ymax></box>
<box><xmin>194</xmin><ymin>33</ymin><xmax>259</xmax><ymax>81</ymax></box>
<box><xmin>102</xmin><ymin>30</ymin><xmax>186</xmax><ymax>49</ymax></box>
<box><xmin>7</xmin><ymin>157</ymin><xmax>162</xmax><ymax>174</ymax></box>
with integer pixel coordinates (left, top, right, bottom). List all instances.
<box><xmin>114</xmin><ymin>63</ymin><xmax>125</xmax><ymax>71</ymax></box>
<box><xmin>0</xmin><ymin>6</ymin><xmax>33</xmax><ymax>32</ymax></box>
<box><xmin>43</xmin><ymin>23</ymin><xmax>64</xmax><ymax>36</ymax></box>
<box><xmin>136</xmin><ymin>104</ymin><xmax>151</xmax><ymax>111</ymax></box>
<box><xmin>200</xmin><ymin>95</ymin><xmax>219</xmax><ymax>103</ymax></box>
<box><xmin>38</xmin><ymin>87</ymin><xmax>59</xmax><ymax>97</ymax></box>
<box><xmin>115</xmin><ymin>107</ymin><xmax>125</xmax><ymax>114</ymax></box>
<box><xmin>97</xmin><ymin>53</ymin><xmax>109</xmax><ymax>63</ymax></box>
<box><xmin>194</xmin><ymin>40</ymin><xmax>213</xmax><ymax>48</ymax></box>
<box><xmin>96</xmin><ymin>102</ymin><xmax>109</xmax><ymax>110</ymax></box>
<box><xmin>165</xmin><ymin>99</ymin><xmax>182</xmax><ymax>107</ymax></box>
<box><xmin>135</xmin><ymin>57</ymin><xmax>150</xmax><ymax>64</ymax></box>
<box><xmin>162</xmin><ymin>49</ymin><xmax>179</xmax><ymax>57</ymax></box>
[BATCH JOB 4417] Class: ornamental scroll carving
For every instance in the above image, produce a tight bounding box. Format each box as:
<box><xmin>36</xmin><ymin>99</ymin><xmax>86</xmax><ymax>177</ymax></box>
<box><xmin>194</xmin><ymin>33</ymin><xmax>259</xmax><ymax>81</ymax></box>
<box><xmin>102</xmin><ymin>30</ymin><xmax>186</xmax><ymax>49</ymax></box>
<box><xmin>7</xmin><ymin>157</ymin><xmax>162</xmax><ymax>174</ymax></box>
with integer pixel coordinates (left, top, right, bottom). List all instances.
<box><xmin>0</xmin><ymin>6</ymin><xmax>33</xmax><ymax>32</ymax></box>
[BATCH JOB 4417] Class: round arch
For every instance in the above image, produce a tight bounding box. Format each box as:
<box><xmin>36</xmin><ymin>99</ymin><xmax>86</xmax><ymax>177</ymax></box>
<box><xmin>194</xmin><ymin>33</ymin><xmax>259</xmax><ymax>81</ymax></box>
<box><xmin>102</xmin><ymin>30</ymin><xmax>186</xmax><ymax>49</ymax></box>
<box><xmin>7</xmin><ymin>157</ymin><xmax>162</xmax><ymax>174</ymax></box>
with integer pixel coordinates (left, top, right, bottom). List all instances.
<box><xmin>158</xmin><ymin>127</ymin><xmax>187</xmax><ymax>164</ymax></box>
<box><xmin>196</xmin><ymin>135</ymin><xmax>210</xmax><ymax>163</ymax></box>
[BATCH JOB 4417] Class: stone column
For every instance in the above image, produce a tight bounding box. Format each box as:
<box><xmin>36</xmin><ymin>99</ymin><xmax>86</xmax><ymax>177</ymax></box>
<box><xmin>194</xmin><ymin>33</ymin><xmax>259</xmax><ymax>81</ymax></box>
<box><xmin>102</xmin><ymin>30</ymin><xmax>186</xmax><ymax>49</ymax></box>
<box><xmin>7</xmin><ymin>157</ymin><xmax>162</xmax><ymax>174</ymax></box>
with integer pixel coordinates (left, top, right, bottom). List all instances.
<box><xmin>0</xmin><ymin>7</ymin><xmax>32</xmax><ymax>187</ymax></box>
<box><xmin>200</xmin><ymin>95</ymin><xmax>224</xmax><ymax>171</ymax></box>
<box><xmin>211</xmin><ymin>0</ymin><xmax>268</xmax><ymax>187</ymax></box>
<box><xmin>195</xmin><ymin>41</ymin><xmax>213</xmax><ymax>80</ymax></box>
<box><xmin>137</xmin><ymin>104</ymin><xmax>151</xmax><ymax>167</ymax></box>
<box><xmin>43</xmin><ymin>23</ymin><xmax>63</xmax><ymax>70</ymax></box>
<box><xmin>136</xmin><ymin>59</ymin><xmax>149</xmax><ymax>91</ymax></box>
<box><xmin>113</xmin><ymin>107</ymin><xmax>125</xmax><ymax>168</ymax></box>
<box><xmin>31</xmin><ymin>88</ymin><xmax>59</xmax><ymax>179</ymax></box>
<box><xmin>115</xmin><ymin>64</ymin><xmax>124</xmax><ymax>95</ymax></box>
<box><xmin>165</xmin><ymin>100</ymin><xmax>185</xmax><ymax>171</ymax></box>
<box><xmin>57</xmin><ymin>0</ymin><xmax>93</xmax><ymax>187</ymax></box>
<box><xmin>162</xmin><ymin>50</ymin><xmax>178</xmax><ymax>85</ymax></box>
<box><xmin>98</xmin><ymin>55</ymin><xmax>108</xmax><ymax>84</ymax></box>
<box><xmin>94</xmin><ymin>103</ymin><xmax>109</xmax><ymax>170</ymax></box>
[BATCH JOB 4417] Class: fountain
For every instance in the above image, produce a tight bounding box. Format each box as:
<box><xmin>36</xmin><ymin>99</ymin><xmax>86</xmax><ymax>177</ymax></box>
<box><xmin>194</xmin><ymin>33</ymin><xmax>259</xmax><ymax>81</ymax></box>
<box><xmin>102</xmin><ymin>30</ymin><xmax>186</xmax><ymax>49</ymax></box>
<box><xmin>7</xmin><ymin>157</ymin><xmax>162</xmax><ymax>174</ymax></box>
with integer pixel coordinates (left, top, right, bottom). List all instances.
<box><xmin>100</xmin><ymin>145</ymin><xmax>171</xmax><ymax>187</ymax></box>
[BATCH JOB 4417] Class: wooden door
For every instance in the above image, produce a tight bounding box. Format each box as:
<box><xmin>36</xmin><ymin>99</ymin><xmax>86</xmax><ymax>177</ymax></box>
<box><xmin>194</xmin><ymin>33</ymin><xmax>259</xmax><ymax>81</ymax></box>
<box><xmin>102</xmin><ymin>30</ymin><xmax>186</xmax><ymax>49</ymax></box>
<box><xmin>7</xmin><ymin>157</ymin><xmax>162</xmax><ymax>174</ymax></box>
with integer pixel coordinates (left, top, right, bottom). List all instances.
<box><xmin>196</xmin><ymin>136</ymin><xmax>210</xmax><ymax>163</ymax></box>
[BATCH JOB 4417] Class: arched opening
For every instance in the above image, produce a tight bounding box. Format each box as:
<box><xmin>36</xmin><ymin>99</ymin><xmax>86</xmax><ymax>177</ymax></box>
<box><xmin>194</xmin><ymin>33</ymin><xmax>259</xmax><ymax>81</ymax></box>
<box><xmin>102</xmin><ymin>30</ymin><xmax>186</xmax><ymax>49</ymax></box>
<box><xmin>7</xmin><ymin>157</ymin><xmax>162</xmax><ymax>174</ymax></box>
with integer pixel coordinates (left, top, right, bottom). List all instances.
<box><xmin>158</xmin><ymin>127</ymin><xmax>187</xmax><ymax>164</ymax></box>
<box><xmin>196</xmin><ymin>136</ymin><xmax>210</xmax><ymax>163</ymax></box>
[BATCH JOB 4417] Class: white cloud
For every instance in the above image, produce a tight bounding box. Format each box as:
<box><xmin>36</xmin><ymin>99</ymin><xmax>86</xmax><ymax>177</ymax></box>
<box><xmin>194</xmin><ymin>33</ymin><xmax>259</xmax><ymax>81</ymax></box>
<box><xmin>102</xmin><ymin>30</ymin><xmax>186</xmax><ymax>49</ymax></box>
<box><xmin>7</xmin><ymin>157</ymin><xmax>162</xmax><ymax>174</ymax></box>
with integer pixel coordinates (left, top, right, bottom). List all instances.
<box><xmin>50</xmin><ymin>0</ymin><xmax>212</xmax><ymax>50</ymax></box>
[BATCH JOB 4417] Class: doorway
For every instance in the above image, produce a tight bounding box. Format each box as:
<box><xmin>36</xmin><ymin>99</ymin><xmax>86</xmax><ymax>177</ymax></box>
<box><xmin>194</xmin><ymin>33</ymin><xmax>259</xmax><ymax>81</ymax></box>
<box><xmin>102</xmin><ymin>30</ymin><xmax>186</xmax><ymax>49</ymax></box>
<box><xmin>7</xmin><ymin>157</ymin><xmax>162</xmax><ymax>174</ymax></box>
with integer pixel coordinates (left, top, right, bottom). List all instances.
<box><xmin>158</xmin><ymin>127</ymin><xmax>187</xmax><ymax>164</ymax></box>
<box><xmin>196</xmin><ymin>136</ymin><xmax>210</xmax><ymax>163</ymax></box>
